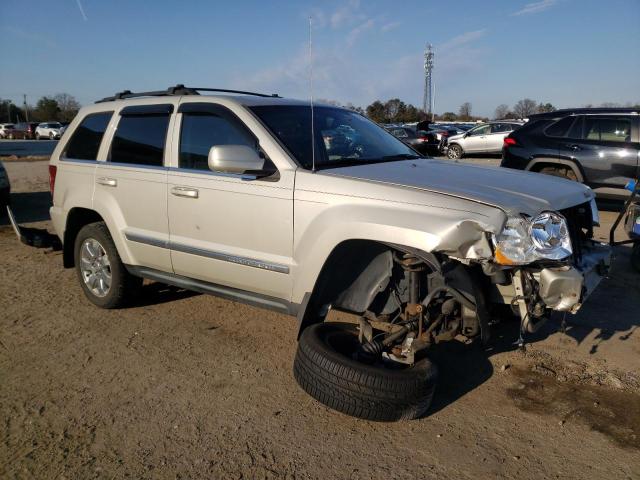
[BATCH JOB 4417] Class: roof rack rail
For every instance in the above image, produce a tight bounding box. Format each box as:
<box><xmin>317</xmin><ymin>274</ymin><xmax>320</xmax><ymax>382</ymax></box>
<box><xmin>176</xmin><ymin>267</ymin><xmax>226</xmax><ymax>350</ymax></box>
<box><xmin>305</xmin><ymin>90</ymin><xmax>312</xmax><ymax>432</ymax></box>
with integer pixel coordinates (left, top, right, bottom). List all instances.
<box><xmin>95</xmin><ymin>84</ymin><xmax>280</xmax><ymax>103</ymax></box>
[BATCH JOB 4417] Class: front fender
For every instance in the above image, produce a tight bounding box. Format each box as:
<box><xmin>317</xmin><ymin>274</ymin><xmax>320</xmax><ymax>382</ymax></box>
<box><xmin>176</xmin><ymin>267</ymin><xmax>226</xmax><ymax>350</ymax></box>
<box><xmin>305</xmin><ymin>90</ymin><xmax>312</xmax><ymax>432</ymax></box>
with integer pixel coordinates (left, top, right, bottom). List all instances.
<box><xmin>291</xmin><ymin>196</ymin><xmax>505</xmax><ymax>304</ymax></box>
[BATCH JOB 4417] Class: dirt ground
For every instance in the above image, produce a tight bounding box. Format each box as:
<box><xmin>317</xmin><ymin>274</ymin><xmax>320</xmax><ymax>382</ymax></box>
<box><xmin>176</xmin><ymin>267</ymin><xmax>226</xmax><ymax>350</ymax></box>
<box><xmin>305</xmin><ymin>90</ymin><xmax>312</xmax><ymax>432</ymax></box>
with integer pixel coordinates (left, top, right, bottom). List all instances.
<box><xmin>1</xmin><ymin>161</ymin><xmax>639</xmax><ymax>480</ymax></box>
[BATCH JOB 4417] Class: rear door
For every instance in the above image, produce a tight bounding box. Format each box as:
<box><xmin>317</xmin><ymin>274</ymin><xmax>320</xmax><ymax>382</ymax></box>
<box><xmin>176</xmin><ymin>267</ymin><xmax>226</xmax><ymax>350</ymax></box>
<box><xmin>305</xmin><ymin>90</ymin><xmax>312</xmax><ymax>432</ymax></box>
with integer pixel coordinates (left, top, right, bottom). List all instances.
<box><xmin>559</xmin><ymin>115</ymin><xmax>638</xmax><ymax>188</ymax></box>
<box><xmin>93</xmin><ymin>103</ymin><xmax>175</xmax><ymax>272</ymax></box>
<box><xmin>486</xmin><ymin>123</ymin><xmax>511</xmax><ymax>152</ymax></box>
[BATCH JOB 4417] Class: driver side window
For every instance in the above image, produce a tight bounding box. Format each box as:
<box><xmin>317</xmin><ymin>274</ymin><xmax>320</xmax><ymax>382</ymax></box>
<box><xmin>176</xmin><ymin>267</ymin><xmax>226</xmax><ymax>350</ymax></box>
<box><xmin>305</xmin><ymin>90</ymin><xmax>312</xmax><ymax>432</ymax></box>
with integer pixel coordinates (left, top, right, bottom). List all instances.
<box><xmin>179</xmin><ymin>113</ymin><xmax>256</xmax><ymax>170</ymax></box>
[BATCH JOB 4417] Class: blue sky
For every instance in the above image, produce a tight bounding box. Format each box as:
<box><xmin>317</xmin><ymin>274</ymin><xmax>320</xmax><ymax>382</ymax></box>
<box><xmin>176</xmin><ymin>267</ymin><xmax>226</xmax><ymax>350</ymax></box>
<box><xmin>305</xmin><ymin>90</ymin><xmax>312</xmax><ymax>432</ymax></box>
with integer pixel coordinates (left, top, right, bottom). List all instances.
<box><xmin>1</xmin><ymin>0</ymin><xmax>639</xmax><ymax>117</ymax></box>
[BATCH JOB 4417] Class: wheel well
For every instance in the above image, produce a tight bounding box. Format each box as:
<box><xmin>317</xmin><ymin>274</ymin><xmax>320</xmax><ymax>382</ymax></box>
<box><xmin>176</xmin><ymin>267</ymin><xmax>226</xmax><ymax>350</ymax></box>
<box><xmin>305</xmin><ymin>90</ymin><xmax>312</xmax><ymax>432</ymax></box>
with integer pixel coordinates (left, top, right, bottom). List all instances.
<box><xmin>528</xmin><ymin>160</ymin><xmax>584</xmax><ymax>182</ymax></box>
<box><xmin>296</xmin><ymin>240</ymin><xmax>491</xmax><ymax>342</ymax></box>
<box><xmin>62</xmin><ymin>208</ymin><xmax>104</xmax><ymax>268</ymax></box>
<box><xmin>297</xmin><ymin>240</ymin><xmax>394</xmax><ymax>335</ymax></box>
<box><xmin>297</xmin><ymin>240</ymin><xmax>444</xmax><ymax>335</ymax></box>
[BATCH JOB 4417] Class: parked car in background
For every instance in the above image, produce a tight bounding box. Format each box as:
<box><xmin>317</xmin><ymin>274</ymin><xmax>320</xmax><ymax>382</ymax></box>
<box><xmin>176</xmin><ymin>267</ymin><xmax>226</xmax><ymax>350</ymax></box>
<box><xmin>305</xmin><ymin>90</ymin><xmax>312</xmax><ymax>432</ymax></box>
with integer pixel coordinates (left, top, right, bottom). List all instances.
<box><xmin>501</xmin><ymin>108</ymin><xmax>639</xmax><ymax>198</ymax></box>
<box><xmin>0</xmin><ymin>123</ymin><xmax>15</xmax><ymax>139</ymax></box>
<box><xmin>0</xmin><ymin>161</ymin><xmax>10</xmax><ymax>214</ymax></box>
<box><xmin>10</xmin><ymin>122</ymin><xmax>40</xmax><ymax>139</ymax></box>
<box><xmin>36</xmin><ymin>122</ymin><xmax>64</xmax><ymax>140</ymax></box>
<box><xmin>387</xmin><ymin>126</ymin><xmax>439</xmax><ymax>154</ymax></box>
<box><xmin>446</xmin><ymin>121</ymin><xmax>524</xmax><ymax>159</ymax></box>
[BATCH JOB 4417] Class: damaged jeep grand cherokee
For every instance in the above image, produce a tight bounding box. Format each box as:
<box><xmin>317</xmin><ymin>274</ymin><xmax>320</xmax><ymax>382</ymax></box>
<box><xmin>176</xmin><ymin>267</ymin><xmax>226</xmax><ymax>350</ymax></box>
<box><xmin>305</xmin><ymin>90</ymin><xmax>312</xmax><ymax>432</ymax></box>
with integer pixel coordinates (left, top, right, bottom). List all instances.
<box><xmin>47</xmin><ymin>86</ymin><xmax>610</xmax><ymax>422</ymax></box>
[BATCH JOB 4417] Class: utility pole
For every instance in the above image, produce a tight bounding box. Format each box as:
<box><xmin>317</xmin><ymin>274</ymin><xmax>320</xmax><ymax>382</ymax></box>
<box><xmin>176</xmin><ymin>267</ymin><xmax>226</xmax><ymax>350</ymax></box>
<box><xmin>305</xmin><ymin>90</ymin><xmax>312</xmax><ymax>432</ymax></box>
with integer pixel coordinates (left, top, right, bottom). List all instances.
<box><xmin>423</xmin><ymin>44</ymin><xmax>434</xmax><ymax>121</ymax></box>
<box><xmin>23</xmin><ymin>94</ymin><xmax>29</xmax><ymax>121</ymax></box>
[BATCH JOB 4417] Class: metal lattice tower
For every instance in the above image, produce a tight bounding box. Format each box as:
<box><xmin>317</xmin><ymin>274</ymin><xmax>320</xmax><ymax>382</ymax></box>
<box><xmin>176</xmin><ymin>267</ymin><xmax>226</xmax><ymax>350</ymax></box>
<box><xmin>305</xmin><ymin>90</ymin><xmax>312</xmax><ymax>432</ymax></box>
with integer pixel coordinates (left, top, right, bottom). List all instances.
<box><xmin>423</xmin><ymin>44</ymin><xmax>434</xmax><ymax>119</ymax></box>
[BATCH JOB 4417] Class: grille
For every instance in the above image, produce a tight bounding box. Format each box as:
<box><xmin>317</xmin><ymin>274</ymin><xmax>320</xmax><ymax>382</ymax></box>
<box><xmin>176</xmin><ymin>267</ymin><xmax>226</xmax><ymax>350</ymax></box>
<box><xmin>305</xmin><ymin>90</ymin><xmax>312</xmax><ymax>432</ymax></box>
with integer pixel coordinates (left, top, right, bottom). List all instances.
<box><xmin>559</xmin><ymin>202</ymin><xmax>593</xmax><ymax>263</ymax></box>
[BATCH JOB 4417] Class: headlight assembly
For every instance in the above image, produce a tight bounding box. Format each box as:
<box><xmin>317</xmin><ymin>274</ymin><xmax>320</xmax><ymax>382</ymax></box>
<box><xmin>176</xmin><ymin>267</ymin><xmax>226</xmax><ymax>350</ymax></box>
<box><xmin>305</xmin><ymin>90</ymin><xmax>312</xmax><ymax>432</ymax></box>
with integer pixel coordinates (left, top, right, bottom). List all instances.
<box><xmin>494</xmin><ymin>212</ymin><xmax>572</xmax><ymax>265</ymax></box>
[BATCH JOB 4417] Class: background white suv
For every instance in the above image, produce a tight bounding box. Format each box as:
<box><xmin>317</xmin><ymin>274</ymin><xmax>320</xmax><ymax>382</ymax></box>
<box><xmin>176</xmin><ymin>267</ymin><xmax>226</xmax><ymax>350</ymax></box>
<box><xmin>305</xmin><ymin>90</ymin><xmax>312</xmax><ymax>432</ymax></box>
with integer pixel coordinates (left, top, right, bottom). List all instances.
<box><xmin>36</xmin><ymin>122</ymin><xmax>63</xmax><ymax>140</ymax></box>
<box><xmin>446</xmin><ymin>121</ymin><xmax>523</xmax><ymax>159</ymax></box>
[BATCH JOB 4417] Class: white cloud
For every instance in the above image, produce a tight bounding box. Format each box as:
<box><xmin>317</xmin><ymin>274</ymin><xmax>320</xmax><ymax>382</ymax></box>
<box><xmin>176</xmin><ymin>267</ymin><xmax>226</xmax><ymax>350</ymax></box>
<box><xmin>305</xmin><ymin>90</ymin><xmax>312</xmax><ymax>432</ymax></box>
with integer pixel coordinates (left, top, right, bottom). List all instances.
<box><xmin>438</xmin><ymin>29</ymin><xmax>487</xmax><ymax>50</ymax></box>
<box><xmin>381</xmin><ymin>21</ymin><xmax>401</xmax><ymax>32</ymax></box>
<box><xmin>511</xmin><ymin>0</ymin><xmax>558</xmax><ymax>16</ymax></box>
<box><xmin>347</xmin><ymin>18</ymin><xmax>375</xmax><ymax>46</ymax></box>
<box><xmin>330</xmin><ymin>0</ymin><xmax>362</xmax><ymax>29</ymax></box>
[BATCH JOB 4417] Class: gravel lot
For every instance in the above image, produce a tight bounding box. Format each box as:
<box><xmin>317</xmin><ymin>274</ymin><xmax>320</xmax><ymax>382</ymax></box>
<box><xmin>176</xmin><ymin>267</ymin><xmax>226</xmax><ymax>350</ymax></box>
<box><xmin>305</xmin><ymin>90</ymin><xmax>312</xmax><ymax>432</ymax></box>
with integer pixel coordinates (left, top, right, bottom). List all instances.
<box><xmin>1</xmin><ymin>160</ymin><xmax>639</xmax><ymax>479</ymax></box>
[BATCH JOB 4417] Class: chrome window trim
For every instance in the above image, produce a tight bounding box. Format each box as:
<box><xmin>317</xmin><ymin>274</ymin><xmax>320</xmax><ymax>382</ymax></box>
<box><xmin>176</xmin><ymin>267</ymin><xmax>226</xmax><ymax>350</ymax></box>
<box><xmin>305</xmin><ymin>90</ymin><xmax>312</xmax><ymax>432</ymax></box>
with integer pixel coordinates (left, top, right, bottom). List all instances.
<box><xmin>59</xmin><ymin>158</ymin><xmax>98</xmax><ymax>165</ymax></box>
<box><xmin>124</xmin><ymin>231</ymin><xmax>289</xmax><ymax>274</ymax></box>
<box><xmin>100</xmin><ymin>161</ymin><xmax>168</xmax><ymax>171</ymax></box>
<box><xmin>167</xmin><ymin>166</ymin><xmax>258</xmax><ymax>181</ymax></box>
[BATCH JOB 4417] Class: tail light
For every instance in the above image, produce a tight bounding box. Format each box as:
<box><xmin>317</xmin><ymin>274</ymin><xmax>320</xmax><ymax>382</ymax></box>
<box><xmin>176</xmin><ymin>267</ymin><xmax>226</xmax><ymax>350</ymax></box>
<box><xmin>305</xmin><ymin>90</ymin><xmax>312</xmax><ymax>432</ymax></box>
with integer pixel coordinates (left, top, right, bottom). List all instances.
<box><xmin>49</xmin><ymin>165</ymin><xmax>57</xmax><ymax>196</ymax></box>
<box><xmin>441</xmin><ymin>131</ymin><xmax>450</xmax><ymax>137</ymax></box>
<box><xmin>503</xmin><ymin>137</ymin><xmax>518</xmax><ymax>147</ymax></box>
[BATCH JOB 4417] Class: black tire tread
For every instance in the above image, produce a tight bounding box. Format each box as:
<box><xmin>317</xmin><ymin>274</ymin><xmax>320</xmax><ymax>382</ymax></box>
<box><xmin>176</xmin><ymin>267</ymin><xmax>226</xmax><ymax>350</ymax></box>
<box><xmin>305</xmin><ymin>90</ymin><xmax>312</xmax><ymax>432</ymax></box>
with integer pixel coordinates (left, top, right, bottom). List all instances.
<box><xmin>293</xmin><ymin>322</ymin><xmax>437</xmax><ymax>421</ymax></box>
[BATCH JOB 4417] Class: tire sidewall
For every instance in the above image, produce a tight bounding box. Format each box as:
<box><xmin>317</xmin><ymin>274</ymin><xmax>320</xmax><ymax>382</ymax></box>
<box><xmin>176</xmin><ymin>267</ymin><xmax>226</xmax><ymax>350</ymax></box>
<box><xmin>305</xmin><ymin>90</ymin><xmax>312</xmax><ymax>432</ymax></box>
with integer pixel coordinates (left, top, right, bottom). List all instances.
<box><xmin>74</xmin><ymin>223</ymin><xmax>127</xmax><ymax>308</ymax></box>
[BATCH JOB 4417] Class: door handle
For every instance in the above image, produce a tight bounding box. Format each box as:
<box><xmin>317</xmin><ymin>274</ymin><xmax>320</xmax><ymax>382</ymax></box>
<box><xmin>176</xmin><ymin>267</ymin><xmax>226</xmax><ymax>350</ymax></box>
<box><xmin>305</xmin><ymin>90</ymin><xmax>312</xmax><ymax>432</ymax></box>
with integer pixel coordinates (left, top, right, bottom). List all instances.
<box><xmin>564</xmin><ymin>144</ymin><xmax>581</xmax><ymax>151</ymax></box>
<box><xmin>96</xmin><ymin>177</ymin><xmax>117</xmax><ymax>187</ymax></box>
<box><xmin>171</xmin><ymin>186</ymin><xmax>199</xmax><ymax>199</ymax></box>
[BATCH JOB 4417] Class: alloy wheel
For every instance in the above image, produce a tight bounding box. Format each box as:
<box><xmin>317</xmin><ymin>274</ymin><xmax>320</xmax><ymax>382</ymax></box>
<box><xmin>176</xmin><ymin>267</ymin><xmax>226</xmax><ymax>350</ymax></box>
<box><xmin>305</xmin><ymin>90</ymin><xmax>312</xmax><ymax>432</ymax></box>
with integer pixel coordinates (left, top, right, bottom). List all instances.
<box><xmin>79</xmin><ymin>238</ymin><xmax>112</xmax><ymax>297</ymax></box>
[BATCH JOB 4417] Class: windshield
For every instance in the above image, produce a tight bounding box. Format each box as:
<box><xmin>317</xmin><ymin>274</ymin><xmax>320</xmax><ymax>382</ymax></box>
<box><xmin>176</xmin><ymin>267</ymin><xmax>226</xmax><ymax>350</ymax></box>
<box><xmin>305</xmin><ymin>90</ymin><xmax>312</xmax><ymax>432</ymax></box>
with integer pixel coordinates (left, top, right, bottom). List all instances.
<box><xmin>250</xmin><ymin>105</ymin><xmax>421</xmax><ymax>170</ymax></box>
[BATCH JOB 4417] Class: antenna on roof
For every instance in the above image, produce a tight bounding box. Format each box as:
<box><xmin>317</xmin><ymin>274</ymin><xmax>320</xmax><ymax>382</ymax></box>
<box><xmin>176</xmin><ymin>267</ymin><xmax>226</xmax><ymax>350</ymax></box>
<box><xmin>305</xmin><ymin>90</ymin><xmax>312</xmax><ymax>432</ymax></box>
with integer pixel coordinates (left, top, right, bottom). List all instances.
<box><xmin>309</xmin><ymin>15</ymin><xmax>316</xmax><ymax>173</ymax></box>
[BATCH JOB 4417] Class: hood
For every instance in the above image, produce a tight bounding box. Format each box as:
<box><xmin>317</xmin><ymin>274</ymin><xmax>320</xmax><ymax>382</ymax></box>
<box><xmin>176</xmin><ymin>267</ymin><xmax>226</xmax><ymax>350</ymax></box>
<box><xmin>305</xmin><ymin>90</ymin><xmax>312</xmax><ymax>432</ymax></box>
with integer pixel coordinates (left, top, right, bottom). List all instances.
<box><xmin>321</xmin><ymin>159</ymin><xmax>594</xmax><ymax>216</ymax></box>
<box><xmin>448</xmin><ymin>133</ymin><xmax>464</xmax><ymax>142</ymax></box>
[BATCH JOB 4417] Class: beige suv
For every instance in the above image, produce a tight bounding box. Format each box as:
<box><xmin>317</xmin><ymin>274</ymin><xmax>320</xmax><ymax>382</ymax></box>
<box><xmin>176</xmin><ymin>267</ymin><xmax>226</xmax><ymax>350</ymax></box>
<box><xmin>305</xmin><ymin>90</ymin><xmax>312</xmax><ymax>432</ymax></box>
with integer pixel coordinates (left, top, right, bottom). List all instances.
<box><xmin>48</xmin><ymin>85</ymin><xmax>610</xmax><ymax>421</ymax></box>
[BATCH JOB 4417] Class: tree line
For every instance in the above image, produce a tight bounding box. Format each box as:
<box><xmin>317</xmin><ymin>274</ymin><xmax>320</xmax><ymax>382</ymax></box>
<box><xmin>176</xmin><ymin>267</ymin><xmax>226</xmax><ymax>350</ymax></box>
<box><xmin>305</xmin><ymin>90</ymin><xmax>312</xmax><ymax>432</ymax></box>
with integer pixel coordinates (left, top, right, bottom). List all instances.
<box><xmin>341</xmin><ymin>98</ymin><xmax>639</xmax><ymax>124</ymax></box>
<box><xmin>0</xmin><ymin>93</ymin><xmax>80</xmax><ymax>124</ymax></box>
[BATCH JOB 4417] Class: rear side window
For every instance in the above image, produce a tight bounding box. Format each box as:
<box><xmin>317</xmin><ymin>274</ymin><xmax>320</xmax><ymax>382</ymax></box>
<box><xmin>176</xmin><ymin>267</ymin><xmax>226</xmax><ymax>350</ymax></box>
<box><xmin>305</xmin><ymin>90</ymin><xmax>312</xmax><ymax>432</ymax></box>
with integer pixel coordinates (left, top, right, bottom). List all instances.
<box><xmin>179</xmin><ymin>112</ymin><xmax>255</xmax><ymax>170</ymax></box>
<box><xmin>110</xmin><ymin>114</ymin><xmax>170</xmax><ymax>166</ymax></box>
<box><xmin>583</xmin><ymin>117</ymin><xmax>631</xmax><ymax>142</ymax></box>
<box><xmin>490</xmin><ymin>123</ymin><xmax>510</xmax><ymax>133</ymax></box>
<box><xmin>63</xmin><ymin>112</ymin><xmax>113</xmax><ymax>160</ymax></box>
<box><xmin>545</xmin><ymin>116</ymin><xmax>576</xmax><ymax>137</ymax></box>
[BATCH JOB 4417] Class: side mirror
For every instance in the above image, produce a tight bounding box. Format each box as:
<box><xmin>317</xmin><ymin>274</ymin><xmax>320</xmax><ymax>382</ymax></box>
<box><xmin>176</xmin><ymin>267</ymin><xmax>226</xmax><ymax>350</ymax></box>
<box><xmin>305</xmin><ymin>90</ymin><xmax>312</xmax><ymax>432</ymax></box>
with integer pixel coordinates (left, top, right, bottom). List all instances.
<box><xmin>208</xmin><ymin>145</ymin><xmax>265</xmax><ymax>174</ymax></box>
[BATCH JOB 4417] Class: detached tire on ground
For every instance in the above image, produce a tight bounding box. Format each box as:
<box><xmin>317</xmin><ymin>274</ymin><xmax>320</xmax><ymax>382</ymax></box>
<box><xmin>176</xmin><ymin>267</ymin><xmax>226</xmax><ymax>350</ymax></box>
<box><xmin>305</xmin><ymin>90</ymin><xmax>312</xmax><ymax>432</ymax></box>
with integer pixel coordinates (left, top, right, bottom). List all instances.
<box><xmin>74</xmin><ymin>221</ymin><xmax>142</xmax><ymax>309</ymax></box>
<box><xmin>294</xmin><ymin>322</ymin><xmax>438</xmax><ymax>421</ymax></box>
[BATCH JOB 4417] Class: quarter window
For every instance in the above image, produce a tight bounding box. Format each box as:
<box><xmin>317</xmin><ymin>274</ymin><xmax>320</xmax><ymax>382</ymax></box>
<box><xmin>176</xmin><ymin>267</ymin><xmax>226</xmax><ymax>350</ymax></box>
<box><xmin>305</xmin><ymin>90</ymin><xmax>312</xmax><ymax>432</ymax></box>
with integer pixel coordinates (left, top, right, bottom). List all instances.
<box><xmin>583</xmin><ymin>117</ymin><xmax>631</xmax><ymax>142</ymax></box>
<box><xmin>110</xmin><ymin>114</ymin><xmax>170</xmax><ymax>166</ymax></box>
<box><xmin>179</xmin><ymin>112</ymin><xmax>255</xmax><ymax>170</ymax></box>
<box><xmin>63</xmin><ymin>112</ymin><xmax>113</xmax><ymax>160</ymax></box>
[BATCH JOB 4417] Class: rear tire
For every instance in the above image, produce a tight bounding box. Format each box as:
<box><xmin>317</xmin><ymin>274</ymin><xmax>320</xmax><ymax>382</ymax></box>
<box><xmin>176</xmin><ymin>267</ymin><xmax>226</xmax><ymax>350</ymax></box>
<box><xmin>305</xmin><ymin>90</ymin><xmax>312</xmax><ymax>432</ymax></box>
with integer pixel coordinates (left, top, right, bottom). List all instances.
<box><xmin>294</xmin><ymin>322</ymin><xmax>438</xmax><ymax>421</ymax></box>
<box><xmin>538</xmin><ymin>166</ymin><xmax>578</xmax><ymax>181</ymax></box>
<box><xmin>447</xmin><ymin>144</ymin><xmax>463</xmax><ymax>159</ymax></box>
<box><xmin>74</xmin><ymin>222</ymin><xmax>142</xmax><ymax>308</ymax></box>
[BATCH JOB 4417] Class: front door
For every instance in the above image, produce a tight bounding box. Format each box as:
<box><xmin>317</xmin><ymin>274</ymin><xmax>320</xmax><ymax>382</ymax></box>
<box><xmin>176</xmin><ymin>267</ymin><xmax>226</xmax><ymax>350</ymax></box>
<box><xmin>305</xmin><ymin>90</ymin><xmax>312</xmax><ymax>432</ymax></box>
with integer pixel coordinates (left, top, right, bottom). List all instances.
<box><xmin>166</xmin><ymin>102</ymin><xmax>294</xmax><ymax>301</ymax></box>
<box><xmin>462</xmin><ymin>124</ymin><xmax>490</xmax><ymax>152</ymax></box>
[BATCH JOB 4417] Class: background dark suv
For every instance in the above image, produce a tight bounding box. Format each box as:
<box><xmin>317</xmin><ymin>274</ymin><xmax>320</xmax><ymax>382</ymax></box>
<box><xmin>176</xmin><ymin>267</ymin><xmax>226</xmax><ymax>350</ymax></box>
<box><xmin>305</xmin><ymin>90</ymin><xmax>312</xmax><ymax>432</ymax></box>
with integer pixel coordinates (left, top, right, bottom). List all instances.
<box><xmin>501</xmin><ymin>108</ymin><xmax>639</xmax><ymax>198</ymax></box>
<box><xmin>10</xmin><ymin>122</ymin><xmax>40</xmax><ymax>139</ymax></box>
